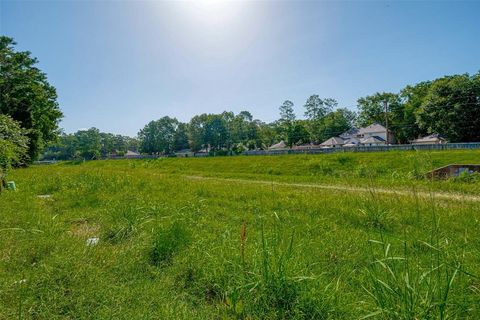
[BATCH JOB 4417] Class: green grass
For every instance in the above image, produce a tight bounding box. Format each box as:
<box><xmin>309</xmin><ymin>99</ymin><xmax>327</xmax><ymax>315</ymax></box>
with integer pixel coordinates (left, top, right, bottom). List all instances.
<box><xmin>1</xmin><ymin>150</ymin><xmax>480</xmax><ymax>319</ymax></box>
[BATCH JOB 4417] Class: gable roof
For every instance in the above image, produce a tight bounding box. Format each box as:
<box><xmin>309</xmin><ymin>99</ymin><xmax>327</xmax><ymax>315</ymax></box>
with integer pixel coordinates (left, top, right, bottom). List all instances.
<box><xmin>339</xmin><ymin>127</ymin><xmax>359</xmax><ymax>139</ymax></box>
<box><xmin>125</xmin><ymin>150</ymin><xmax>140</xmax><ymax>156</ymax></box>
<box><xmin>412</xmin><ymin>134</ymin><xmax>447</xmax><ymax>143</ymax></box>
<box><xmin>343</xmin><ymin>137</ymin><xmax>360</xmax><ymax>144</ymax></box>
<box><xmin>269</xmin><ymin>140</ymin><xmax>287</xmax><ymax>149</ymax></box>
<box><xmin>320</xmin><ymin>136</ymin><xmax>345</xmax><ymax>146</ymax></box>
<box><xmin>358</xmin><ymin>123</ymin><xmax>387</xmax><ymax>134</ymax></box>
<box><xmin>360</xmin><ymin>136</ymin><xmax>386</xmax><ymax>144</ymax></box>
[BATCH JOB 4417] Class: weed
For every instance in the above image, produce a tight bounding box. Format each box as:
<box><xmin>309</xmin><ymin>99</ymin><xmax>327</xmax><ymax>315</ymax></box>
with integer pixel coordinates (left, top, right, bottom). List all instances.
<box><xmin>148</xmin><ymin>221</ymin><xmax>191</xmax><ymax>267</ymax></box>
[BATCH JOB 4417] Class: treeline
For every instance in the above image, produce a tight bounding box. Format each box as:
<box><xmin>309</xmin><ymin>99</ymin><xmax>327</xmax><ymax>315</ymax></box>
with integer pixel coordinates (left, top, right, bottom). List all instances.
<box><xmin>357</xmin><ymin>72</ymin><xmax>480</xmax><ymax>143</ymax></box>
<box><xmin>137</xmin><ymin>100</ymin><xmax>356</xmax><ymax>155</ymax></box>
<box><xmin>133</xmin><ymin>71</ymin><xmax>480</xmax><ymax>155</ymax></box>
<box><xmin>42</xmin><ymin>129</ymin><xmax>139</xmax><ymax>160</ymax></box>
<box><xmin>40</xmin><ymin>72</ymin><xmax>480</xmax><ymax>159</ymax></box>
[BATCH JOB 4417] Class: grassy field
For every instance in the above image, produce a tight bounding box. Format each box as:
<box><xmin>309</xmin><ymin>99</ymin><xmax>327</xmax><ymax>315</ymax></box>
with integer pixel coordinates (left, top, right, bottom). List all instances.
<box><xmin>2</xmin><ymin>150</ymin><xmax>480</xmax><ymax>319</ymax></box>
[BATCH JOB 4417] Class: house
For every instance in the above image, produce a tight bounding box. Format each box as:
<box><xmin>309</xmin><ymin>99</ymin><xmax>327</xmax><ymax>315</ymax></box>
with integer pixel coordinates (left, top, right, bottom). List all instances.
<box><xmin>269</xmin><ymin>140</ymin><xmax>288</xmax><ymax>150</ymax></box>
<box><xmin>358</xmin><ymin>123</ymin><xmax>395</xmax><ymax>144</ymax></box>
<box><xmin>175</xmin><ymin>149</ymin><xmax>194</xmax><ymax>157</ymax></box>
<box><xmin>411</xmin><ymin>134</ymin><xmax>447</xmax><ymax>145</ymax></box>
<box><xmin>339</xmin><ymin>127</ymin><xmax>360</xmax><ymax>140</ymax></box>
<box><xmin>359</xmin><ymin>136</ymin><xmax>386</xmax><ymax>146</ymax></box>
<box><xmin>293</xmin><ymin>143</ymin><xmax>318</xmax><ymax>150</ymax></box>
<box><xmin>343</xmin><ymin>137</ymin><xmax>361</xmax><ymax>147</ymax></box>
<box><xmin>124</xmin><ymin>150</ymin><xmax>140</xmax><ymax>158</ymax></box>
<box><xmin>320</xmin><ymin>137</ymin><xmax>345</xmax><ymax>148</ymax></box>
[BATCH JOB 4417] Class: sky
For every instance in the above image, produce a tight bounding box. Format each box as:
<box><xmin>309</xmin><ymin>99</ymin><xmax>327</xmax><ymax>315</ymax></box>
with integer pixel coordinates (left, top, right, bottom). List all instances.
<box><xmin>1</xmin><ymin>0</ymin><xmax>479</xmax><ymax>137</ymax></box>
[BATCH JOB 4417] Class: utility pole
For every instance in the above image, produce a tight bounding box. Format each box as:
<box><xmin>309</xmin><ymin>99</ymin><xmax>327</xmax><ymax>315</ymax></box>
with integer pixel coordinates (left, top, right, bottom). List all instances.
<box><xmin>384</xmin><ymin>100</ymin><xmax>389</xmax><ymax>144</ymax></box>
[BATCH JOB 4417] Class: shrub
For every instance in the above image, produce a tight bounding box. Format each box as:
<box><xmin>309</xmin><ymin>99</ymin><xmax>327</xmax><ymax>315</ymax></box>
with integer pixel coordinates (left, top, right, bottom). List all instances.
<box><xmin>148</xmin><ymin>222</ymin><xmax>191</xmax><ymax>266</ymax></box>
<box><xmin>0</xmin><ymin>115</ymin><xmax>29</xmax><ymax>185</ymax></box>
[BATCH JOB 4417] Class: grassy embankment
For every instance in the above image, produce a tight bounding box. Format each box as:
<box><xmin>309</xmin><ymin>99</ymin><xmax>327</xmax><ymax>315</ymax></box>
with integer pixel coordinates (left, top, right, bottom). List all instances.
<box><xmin>1</xmin><ymin>150</ymin><xmax>480</xmax><ymax>319</ymax></box>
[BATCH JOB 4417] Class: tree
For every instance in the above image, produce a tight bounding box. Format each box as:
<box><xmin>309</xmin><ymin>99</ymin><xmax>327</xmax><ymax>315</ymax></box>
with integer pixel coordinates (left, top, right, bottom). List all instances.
<box><xmin>318</xmin><ymin>108</ymin><xmax>356</xmax><ymax>142</ymax></box>
<box><xmin>75</xmin><ymin>128</ymin><xmax>102</xmax><ymax>159</ymax></box>
<box><xmin>0</xmin><ymin>115</ymin><xmax>29</xmax><ymax>188</ymax></box>
<box><xmin>279</xmin><ymin>100</ymin><xmax>296</xmax><ymax>123</ymax></box>
<box><xmin>356</xmin><ymin>92</ymin><xmax>399</xmax><ymax>128</ymax></box>
<box><xmin>303</xmin><ymin>95</ymin><xmax>337</xmax><ymax>143</ymax></box>
<box><xmin>288</xmin><ymin>120</ymin><xmax>310</xmax><ymax>146</ymax></box>
<box><xmin>138</xmin><ymin>117</ymin><xmax>178</xmax><ymax>154</ymax></box>
<box><xmin>416</xmin><ymin>73</ymin><xmax>480</xmax><ymax>142</ymax></box>
<box><xmin>396</xmin><ymin>82</ymin><xmax>431</xmax><ymax>143</ymax></box>
<box><xmin>0</xmin><ymin>36</ymin><xmax>62</xmax><ymax>160</ymax></box>
<box><xmin>173</xmin><ymin>122</ymin><xmax>189</xmax><ymax>151</ymax></box>
<box><xmin>188</xmin><ymin>114</ymin><xmax>208</xmax><ymax>152</ymax></box>
<box><xmin>204</xmin><ymin>114</ymin><xmax>229</xmax><ymax>152</ymax></box>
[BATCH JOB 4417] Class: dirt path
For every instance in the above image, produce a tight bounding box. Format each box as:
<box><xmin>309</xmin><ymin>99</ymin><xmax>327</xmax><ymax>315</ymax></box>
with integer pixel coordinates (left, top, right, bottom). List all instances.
<box><xmin>184</xmin><ymin>175</ymin><xmax>480</xmax><ymax>203</ymax></box>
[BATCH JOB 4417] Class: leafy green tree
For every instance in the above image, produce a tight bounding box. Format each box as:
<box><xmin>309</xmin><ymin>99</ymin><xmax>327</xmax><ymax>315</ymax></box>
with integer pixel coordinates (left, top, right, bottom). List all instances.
<box><xmin>278</xmin><ymin>100</ymin><xmax>297</xmax><ymax>146</ymax></box>
<box><xmin>188</xmin><ymin>114</ymin><xmax>208</xmax><ymax>152</ymax></box>
<box><xmin>303</xmin><ymin>95</ymin><xmax>338</xmax><ymax>143</ymax></box>
<box><xmin>416</xmin><ymin>73</ymin><xmax>480</xmax><ymax>142</ymax></box>
<box><xmin>279</xmin><ymin>100</ymin><xmax>296</xmax><ymax>124</ymax></box>
<box><xmin>0</xmin><ymin>36</ymin><xmax>62</xmax><ymax>160</ymax></box>
<box><xmin>139</xmin><ymin>117</ymin><xmax>178</xmax><ymax>154</ymax></box>
<box><xmin>204</xmin><ymin>114</ymin><xmax>229</xmax><ymax>152</ymax></box>
<box><xmin>0</xmin><ymin>115</ymin><xmax>29</xmax><ymax>186</ymax></box>
<box><xmin>356</xmin><ymin>92</ymin><xmax>399</xmax><ymax>128</ymax></box>
<box><xmin>288</xmin><ymin>120</ymin><xmax>310</xmax><ymax>146</ymax></box>
<box><xmin>173</xmin><ymin>122</ymin><xmax>189</xmax><ymax>151</ymax></box>
<box><xmin>318</xmin><ymin>108</ymin><xmax>356</xmax><ymax>142</ymax></box>
<box><xmin>75</xmin><ymin>128</ymin><xmax>102</xmax><ymax>159</ymax></box>
<box><xmin>395</xmin><ymin>82</ymin><xmax>431</xmax><ymax>143</ymax></box>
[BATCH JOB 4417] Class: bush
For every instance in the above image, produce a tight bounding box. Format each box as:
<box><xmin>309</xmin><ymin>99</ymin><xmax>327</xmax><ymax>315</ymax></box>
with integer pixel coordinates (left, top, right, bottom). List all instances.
<box><xmin>0</xmin><ymin>115</ymin><xmax>29</xmax><ymax>181</ymax></box>
<box><xmin>148</xmin><ymin>222</ymin><xmax>191</xmax><ymax>266</ymax></box>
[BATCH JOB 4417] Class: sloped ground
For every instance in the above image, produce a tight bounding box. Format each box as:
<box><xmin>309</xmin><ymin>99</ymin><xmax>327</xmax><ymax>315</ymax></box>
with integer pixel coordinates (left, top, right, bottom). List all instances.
<box><xmin>1</xmin><ymin>151</ymin><xmax>480</xmax><ymax>319</ymax></box>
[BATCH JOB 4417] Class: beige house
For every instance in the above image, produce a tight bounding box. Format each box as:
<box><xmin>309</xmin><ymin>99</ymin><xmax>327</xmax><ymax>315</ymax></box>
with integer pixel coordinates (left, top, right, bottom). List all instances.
<box><xmin>411</xmin><ymin>134</ymin><xmax>447</xmax><ymax>145</ymax></box>
<box><xmin>269</xmin><ymin>140</ymin><xmax>288</xmax><ymax>150</ymax></box>
<box><xmin>320</xmin><ymin>137</ymin><xmax>345</xmax><ymax>148</ymax></box>
<box><xmin>360</xmin><ymin>136</ymin><xmax>386</xmax><ymax>146</ymax></box>
<box><xmin>358</xmin><ymin>123</ymin><xmax>395</xmax><ymax>144</ymax></box>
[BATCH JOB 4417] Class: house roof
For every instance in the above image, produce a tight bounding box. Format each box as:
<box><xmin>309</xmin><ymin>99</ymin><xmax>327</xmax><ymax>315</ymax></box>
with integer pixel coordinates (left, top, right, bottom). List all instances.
<box><xmin>320</xmin><ymin>137</ymin><xmax>345</xmax><ymax>146</ymax></box>
<box><xmin>358</xmin><ymin>123</ymin><xmax>387</xmax><ymax>134</ymax></box>
<box><xmin>412</xmin><ymin>134</ymin><xmax>446</xmax><ymax>143</ymax></box>
<box><xmin>269</xmin><ymin>140</ymin><xmax>287</xmax><ymax>149</ymax></box>
<box><xmin>339</xmin><ymin>127</ymin><xmax>359</xmax><ymax>139</ymax></box>
<box><xmin>125</xmin><ymin>150</ymin><xmax>140</xmax><ymax>156</ymax></box>
<box><xmin>344</xmin><ymin>137</ymin><xmax>360</xmax><ymax>144</ymax></box>
<box><xmin>360</xmin><ymin>136</ymin><xmax>386</xmax><ymax>144</ymax></box>
<box><xmin>293</xmin><ymin>143</ymin><xmax>317</xmax><ymax>149</ymax></box>
<box><xmin>176</xmin><ymin>149</ymin><xmax>192</xmax><ymax>153</ymax></box>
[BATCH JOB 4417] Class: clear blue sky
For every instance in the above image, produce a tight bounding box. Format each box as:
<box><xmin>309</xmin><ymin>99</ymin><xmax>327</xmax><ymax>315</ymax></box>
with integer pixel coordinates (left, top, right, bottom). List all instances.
<box><xmin>1</xmin><ymin>1</ymin><xmax>479</xmax><ymax>136</ymax></box>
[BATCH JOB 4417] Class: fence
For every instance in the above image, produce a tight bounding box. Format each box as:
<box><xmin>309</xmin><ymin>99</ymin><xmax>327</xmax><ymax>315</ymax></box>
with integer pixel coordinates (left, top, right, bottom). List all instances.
<box><xmin>242</xmin><ymin>142</ymin><xmax>480</xmax><ymax>156</ymax></box>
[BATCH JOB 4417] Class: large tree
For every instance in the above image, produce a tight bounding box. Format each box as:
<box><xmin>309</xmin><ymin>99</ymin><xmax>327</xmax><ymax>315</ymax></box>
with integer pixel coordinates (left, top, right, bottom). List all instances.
<box><xmin>416</xmin><ymin>73</ymin><xmax>480</xmax><ymax>142</ymax></box>
<box><xmin>318</xmin><ymin>108</ymin><xmax>356</xmax><ymax>142</ymax></box>
<box><xmin>303</xmin><ymin>95</ymin><xmax>337</xmax><ymax>143</ymax></box>
<box><xmin>139</xmin><ymin>117</ymin><xmax>179</xmax><ymax>154</ymax></box>
<box><xmin>0</xmin><ymin>36</ymin><xmax>62</xmax><ymax>160</ymax></box>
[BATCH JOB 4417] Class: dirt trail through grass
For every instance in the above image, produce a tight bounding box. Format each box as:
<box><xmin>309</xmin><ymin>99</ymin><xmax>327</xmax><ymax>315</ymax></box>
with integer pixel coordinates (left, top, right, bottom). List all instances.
<box><xmin>185</xmin><ymin>175</ymin><xmax>480</xmax><ymax>202</ymax></box>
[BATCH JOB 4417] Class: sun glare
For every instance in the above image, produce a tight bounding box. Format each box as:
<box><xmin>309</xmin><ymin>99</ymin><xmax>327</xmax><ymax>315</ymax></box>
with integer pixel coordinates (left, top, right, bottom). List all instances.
<box><xmin>184</xmin><ymin>0</ymin><xmax>246</xmax><ymax>27</ymax></box>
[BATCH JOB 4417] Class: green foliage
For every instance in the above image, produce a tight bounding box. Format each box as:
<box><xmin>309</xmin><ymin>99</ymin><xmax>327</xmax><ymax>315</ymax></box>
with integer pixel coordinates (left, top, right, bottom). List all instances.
<box><xmin>365</xmin><ymin>231</ymin><xmax>462</xmax><ymax>319</ymax></box>
<box><xmin>0</xmin><ymin>36</ymin><xmax>62</xmax><ymax>160</ymax></box>
<box><xmin>416</xmin><ymin>73</ymin><xmax>480</xmax><ymax>142</ymax></box>
<box><xmin>0</xmin><ymin>115</ymin><xmax>29</xmax><ymax>177</ymax></box>
<box><xmin>138</xmin><ymin>116</ymin><xmax>179</xmax><ymax>155</ymax></box>
<box><xmin>357</xmin><ymin>72</ymin><xmax>480</xmax><ymax>144</ymax></box>
<box><xmin>42</xmin><ymin>129</ymin><xmax>139</xmax><ymax>160</ymax></box>
<box><xmin>149</xmin><ymin>222</ymin><xmax>191</xmax><ymax>266</ymax></box>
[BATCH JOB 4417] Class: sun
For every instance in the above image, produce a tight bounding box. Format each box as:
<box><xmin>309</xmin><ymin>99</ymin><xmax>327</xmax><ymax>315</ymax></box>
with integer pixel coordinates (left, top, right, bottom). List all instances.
<box><xmin>183</xmin><ymin>0</ymin><xmax>246</xmax><ymax>27</ymax></box>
